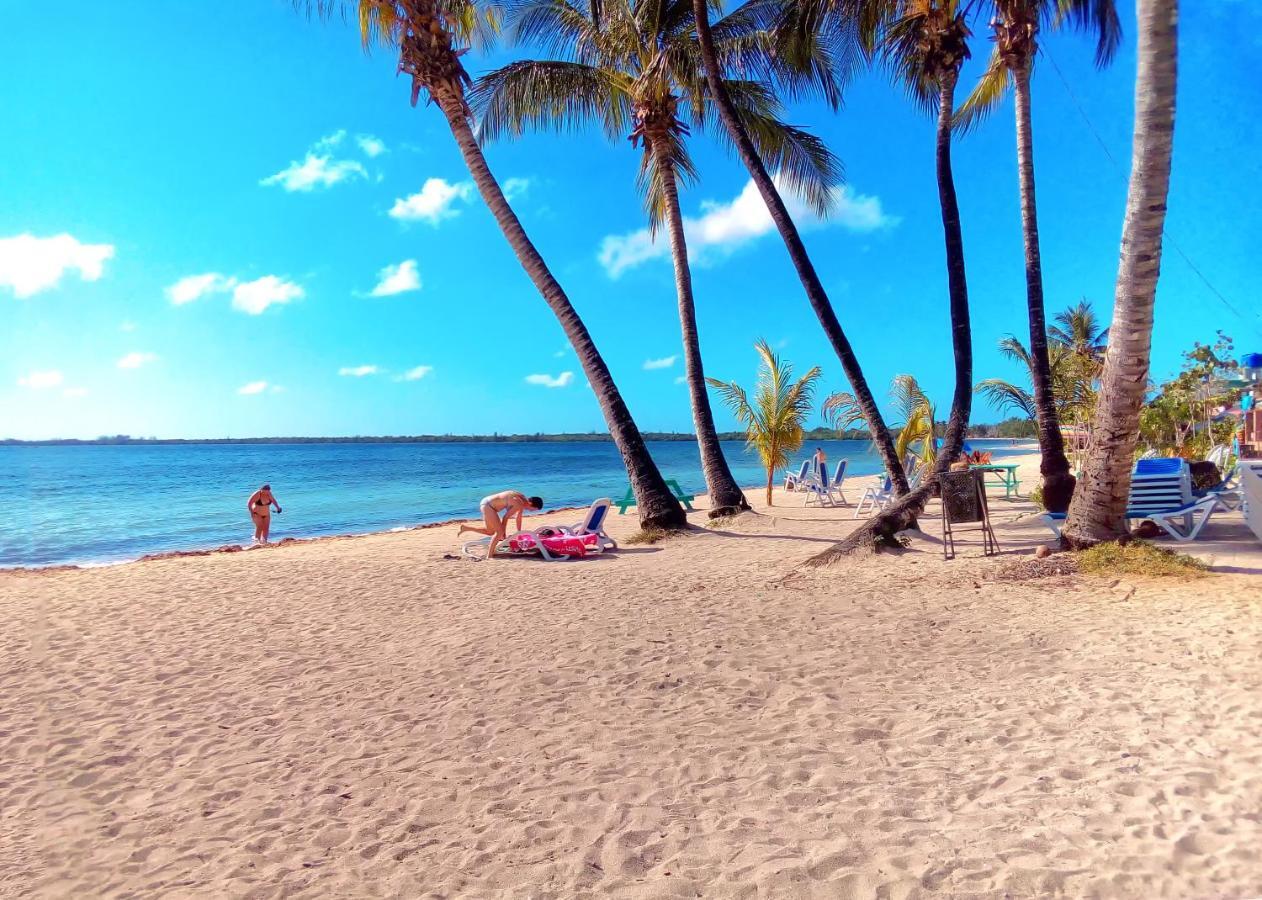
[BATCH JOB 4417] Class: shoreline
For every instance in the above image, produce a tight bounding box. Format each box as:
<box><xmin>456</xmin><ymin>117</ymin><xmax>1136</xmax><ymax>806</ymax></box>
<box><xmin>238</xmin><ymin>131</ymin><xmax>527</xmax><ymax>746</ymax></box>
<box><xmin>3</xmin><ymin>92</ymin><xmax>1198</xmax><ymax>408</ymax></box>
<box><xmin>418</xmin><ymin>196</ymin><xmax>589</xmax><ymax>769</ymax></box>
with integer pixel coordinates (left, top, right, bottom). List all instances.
<box><xmin>3</xmin><ymin>442</ymin><xmax>1038</xmax><ymax>573</ymax></box>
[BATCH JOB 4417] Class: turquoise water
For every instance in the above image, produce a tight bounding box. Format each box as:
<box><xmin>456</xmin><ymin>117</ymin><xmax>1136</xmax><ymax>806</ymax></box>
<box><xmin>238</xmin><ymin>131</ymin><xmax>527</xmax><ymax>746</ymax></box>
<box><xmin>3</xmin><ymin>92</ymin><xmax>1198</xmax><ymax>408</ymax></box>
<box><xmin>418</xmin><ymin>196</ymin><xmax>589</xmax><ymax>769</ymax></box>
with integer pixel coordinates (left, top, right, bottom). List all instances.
<box><xmin>0</xmin><ymin>439</ymin><xmax>1034</xmax><ymax>567</ymax></box>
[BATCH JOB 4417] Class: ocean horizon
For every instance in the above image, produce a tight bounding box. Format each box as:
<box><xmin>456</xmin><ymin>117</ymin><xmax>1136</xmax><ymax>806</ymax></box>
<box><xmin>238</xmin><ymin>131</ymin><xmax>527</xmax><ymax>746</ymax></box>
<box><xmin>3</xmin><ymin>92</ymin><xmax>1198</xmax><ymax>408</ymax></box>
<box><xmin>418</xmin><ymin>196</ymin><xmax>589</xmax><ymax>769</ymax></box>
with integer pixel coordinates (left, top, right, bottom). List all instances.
<box><xmin>3</xmin><ymin>438</ymin><xmax>1034</xmax><ymax>568</ymax></box>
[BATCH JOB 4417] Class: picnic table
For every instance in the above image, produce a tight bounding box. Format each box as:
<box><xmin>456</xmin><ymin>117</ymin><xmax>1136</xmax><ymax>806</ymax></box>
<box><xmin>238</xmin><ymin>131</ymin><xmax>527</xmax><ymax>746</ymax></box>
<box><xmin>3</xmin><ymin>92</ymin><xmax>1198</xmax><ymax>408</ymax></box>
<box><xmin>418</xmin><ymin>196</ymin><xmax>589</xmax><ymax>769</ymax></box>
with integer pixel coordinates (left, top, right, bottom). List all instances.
<box><xmin>616</xmin><ymin>479</ymin><xmax>695</xmax><ymax>514</ymax></box>
<box><xmin>970</xmin><ymin>463</ymin><xmax>1021</xmax><ymax>499</ymax></box>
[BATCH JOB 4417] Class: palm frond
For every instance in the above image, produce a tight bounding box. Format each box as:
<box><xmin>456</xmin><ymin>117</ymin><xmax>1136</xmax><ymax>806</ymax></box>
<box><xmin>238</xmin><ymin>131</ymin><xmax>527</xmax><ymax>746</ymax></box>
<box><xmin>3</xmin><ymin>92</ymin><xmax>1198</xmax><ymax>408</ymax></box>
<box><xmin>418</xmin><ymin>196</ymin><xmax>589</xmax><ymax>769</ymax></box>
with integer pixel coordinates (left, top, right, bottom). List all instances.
<box><xmin>471</xmin><ymin>60</ymin><xmax>632</xmax><ymax>141</ymax></box>
<box><xmin>822</xmin><ymin>390</ymin><xmax>864</xmax><ymax>432</ymax></box>
<box><xmin>974</xmin><ymin>378</ymin><xmax>1037</xmax><ymax>419</ymax></box>
<box><xmin>954</xmin><ymin>45</ymin><xmax>1010</xmax><ymax>134</ymax></box>
<box><xmin>1052</xmin><ymin>0</ymin><xmax>1122</xmax><ymax>67</ymax></box>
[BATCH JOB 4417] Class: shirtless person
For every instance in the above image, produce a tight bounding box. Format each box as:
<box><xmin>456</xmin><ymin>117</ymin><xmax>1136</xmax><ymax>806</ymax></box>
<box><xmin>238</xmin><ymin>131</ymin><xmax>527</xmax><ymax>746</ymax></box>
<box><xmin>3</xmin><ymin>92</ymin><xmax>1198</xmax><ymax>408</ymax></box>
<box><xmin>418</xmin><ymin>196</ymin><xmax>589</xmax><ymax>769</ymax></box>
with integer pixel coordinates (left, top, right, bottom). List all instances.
<box><xmin>246</xmin><ymin>483</ymin><xmax>282</xmax><ymax>545</ymax></box>
<box><xmin>459</xmin><ymin>490</ymin><xmax>543</xmax><ymax>558</ymax></box>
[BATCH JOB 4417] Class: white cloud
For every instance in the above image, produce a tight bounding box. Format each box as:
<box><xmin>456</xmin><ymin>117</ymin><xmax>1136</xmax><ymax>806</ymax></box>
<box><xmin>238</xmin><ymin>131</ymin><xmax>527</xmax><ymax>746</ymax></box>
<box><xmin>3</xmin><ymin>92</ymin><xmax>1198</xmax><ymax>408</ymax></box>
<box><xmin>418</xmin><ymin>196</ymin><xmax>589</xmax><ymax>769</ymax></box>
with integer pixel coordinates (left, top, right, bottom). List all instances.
<box><xmin>525</xmin><ymin>371</ymin><xmax>574</xmax><ymax>388</ymax></box>
<box><xmin>598</xmin><ymin>180</ymin><xmax>898</xmax><ymax>277</ymax></box>
<box><xmin>643</xmin><ymin>355</ymin><xmax>678</xmax><ymax>370</ymax></box>
<box><xmin>120</xmin><ymin>321</ymin><xmax>136</xmax><ymax>332</ymax></box>
<box><xmin>232</xmin><ymin>276</ymin><xmax>304</xmax><ymax>315</ymax></box>
<box><xmin>17</xmin><ymin>370</ymin><xmax>63</xmax><ymax>389</ymax></box>
<box><xmin>389</xmin><ymin>178</ymin><xmax>473</xmax><ymax>224</ymax></box>
<box><xmin>260</xmin><ymin>131</ymin><xmax>369</xmax><ymax>192</ymax></box>
<box><xmin>356</xmin><ymin>134</ymin><xmax>387</xmax><ymax>157</ymax></box>
<box><xmin>503</xmin><ymin>177</ymin><xmax>532</xmax><ymax>201</ymax></box>
<box><xmin>167</xmin><ymin>272</ymin><xmax>236</xmax><ymax>305</ymax></box>
<box><xmin>238</xmin><ymin>380</ymin><xmax>269</xmax><ymax>395</ymax></box>
<box><xmin>369</xmin><ymin>259</ymin><xmax>421</xmax><ymax>297</ymax></box>
<box><xmin>395</xmin><ymin>365</ymin><xmax>433</xmax><ymax>382</ymax></box>
<box><xmin>0</xmin><ymin>233</ymin><xmax>115</xmax><ymax>298</ymax></box>
<box><xmin>674</xmin><ymin>375</ymin><xmax>687</xmax><ymax>385</ymax></box>
<box><xmin>117</xmin><ymin>352</ymin><xmax>157</xmax><ymax>370</ymax></box>
<box><xmin>339</xmin><ymin>365</ymin><xmax>379</xmax><ymax>377</ymax></box>
<box><xmin>62</xmin><ymin>386</ymin><xmax>88</xmax><ymax>398</ymax></box>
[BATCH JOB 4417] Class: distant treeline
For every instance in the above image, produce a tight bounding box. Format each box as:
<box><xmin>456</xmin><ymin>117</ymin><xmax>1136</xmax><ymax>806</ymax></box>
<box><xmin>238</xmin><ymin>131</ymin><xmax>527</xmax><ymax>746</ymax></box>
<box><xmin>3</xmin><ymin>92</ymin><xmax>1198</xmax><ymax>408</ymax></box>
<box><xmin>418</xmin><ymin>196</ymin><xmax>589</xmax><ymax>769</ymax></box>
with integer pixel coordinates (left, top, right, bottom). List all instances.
<box><xmin>3</xmin><ymin>419</ymin><xmax>1036</xmax><ymax>446</ymax></box>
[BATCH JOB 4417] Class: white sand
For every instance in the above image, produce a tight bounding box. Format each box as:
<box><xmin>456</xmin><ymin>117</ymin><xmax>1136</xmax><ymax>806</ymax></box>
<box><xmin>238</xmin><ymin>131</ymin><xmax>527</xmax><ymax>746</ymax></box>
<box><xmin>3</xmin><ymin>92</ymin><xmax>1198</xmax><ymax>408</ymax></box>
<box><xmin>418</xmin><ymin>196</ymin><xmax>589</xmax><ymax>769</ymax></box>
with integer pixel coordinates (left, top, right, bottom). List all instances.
<box><xmin>6</xmin><ymin>450</ymin><xmax>1262</xmax><ymax>898</ymax></box>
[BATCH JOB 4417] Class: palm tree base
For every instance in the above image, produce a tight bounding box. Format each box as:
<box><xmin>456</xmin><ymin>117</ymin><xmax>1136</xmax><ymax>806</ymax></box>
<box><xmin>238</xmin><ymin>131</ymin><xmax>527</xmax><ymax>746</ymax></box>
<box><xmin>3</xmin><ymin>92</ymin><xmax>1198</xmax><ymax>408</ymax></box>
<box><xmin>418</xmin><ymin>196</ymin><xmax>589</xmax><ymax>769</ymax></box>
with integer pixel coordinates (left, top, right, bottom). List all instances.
<box><xmin>707</xmin><ymin>502</ymin><xmax>750</xmax><ymax>519</ymax></box>
<box><xmin>805</xmin><ymin>488</ymin><xmax>929</xmax><ymax>565</ymax></box>
<box><xmin>1040</xmin><ymin>471</ymin><xmax>1077</xmax><ymax>514</ymax></box>
<box><xmin>639</xmin><ymin>506</ymin><xmax>690</xmax><ymax>531</ymax></box>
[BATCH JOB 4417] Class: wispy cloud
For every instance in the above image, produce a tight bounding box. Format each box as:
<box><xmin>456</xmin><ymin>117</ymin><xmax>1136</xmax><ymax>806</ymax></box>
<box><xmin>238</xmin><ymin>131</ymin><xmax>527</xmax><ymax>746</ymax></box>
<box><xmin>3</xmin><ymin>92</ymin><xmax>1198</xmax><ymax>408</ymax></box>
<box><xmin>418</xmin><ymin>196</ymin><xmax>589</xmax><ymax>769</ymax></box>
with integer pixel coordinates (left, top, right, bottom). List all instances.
<box><xmin>117</xmin><ymin>351</ymin><xmax>157</xmax><ymax>370</ymax></box>
<box><xmin>260</xmin><ymin>130</ymin><xmax>368</xmax><ymax>192</ymax></box>
<box><xmin>674</xmin><ymin>375</ymin><xmax>687</xmax><ymax>385</ymax></box>
<box><xmin>643</xmin><ymin>355</ymin><xmax>678</xmax><ymax>370</ymax></box>
<box><xmin>17</xmin><ymin>369</ymin><xmax>63</xmax><ymax>389</ymax></box>
<box><xmin>168</xmin><ymin>272</ymin><xmax>236</xmax><ymax>305</ymax></box>
<box><xmin>389</xmin><ymin>178</ymin><xmax>473</xmax><ymax>224</ymax></box>
<box><xmin>119</xmin><ymin>321</ymin><xmax>136</xmax><ymax>332</ymax></box>
<box><xmin>339</xmin><ymin>365</ymin><xmax>379</xmax><ymax>377</ymax></box>
<box><xmin>356</xmin><ymin>134</ymin><xmax>387</xmax><ymax>157</ymax></box>
<box><xmin>62</xmin><ymin>386</ymin><xmax>89</xmax><ymax>398</ymax></box>
<box><xmin>504</xmin><ymin>177</ymin><xmax>532</xmax><ymax>201</ymax></box>
<box><xmin>0</xmin><ymin>233</ymin><xmax>115</xmax><ymax>298</ymax></box>
<box><xmin>369</xmin><ymin>259</ymin><xmax>421</xmax><ymax>297</ymax></box>
<box><xmin>238</xmin><ymin>380</ymin><xmax>269</xmax><ymax>395</ymax></box>
<box><xmin>525</xmin><ymin>371</ymin><xmax>574</xmax><ymax>388</ymax></box>
<box><xmin>232</xmin><ymin>276</ymin><xmax>304</xmax><ymax>315</ymax></box>
<box><xmin>394</xmin><ymin>365</ymin><xmax>433</xmax><ymax>382</ymax></box>
<box><xmin>598</xmin><ymin>180</ymin><xmax>898</xmax><ymax>278</ymax></box>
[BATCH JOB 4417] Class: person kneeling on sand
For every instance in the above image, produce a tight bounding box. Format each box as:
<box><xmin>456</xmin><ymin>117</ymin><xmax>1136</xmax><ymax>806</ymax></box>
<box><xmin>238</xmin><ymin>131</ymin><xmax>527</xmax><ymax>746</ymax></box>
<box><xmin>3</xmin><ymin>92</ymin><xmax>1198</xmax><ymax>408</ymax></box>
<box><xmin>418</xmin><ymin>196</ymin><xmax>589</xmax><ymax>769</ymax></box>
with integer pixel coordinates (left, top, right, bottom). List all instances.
<box><xmin>459</xmin><ymin>490</ymin><xmax>543</xmax><ymax>558</ymax></box>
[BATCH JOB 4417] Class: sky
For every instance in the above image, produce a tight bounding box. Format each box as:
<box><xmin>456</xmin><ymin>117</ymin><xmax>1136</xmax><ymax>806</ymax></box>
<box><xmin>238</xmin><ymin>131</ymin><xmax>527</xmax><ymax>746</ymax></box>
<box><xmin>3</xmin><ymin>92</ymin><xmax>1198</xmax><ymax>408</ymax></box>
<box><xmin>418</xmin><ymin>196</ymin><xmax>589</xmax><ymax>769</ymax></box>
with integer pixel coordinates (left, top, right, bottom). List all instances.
<box><xmin>2</xmin><ymin>1</ymin><xmax>1260</xmax><ymax>440</ymax></box>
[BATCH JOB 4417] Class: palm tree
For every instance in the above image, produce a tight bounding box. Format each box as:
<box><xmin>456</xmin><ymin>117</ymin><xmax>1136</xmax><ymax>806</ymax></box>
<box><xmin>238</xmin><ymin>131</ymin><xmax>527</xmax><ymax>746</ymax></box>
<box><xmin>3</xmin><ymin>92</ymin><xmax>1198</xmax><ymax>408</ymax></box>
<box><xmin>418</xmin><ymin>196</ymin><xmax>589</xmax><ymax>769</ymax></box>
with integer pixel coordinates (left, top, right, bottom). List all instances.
<box><xmin>707</xmin><ymin>340</ymin><xmax>822</xmax><ymax>506</ymax></box>
<box><xmin>824</xmin><ymin>373</ymin><xmax>938</xmax><ymax>469</ymax></box>
<box><xmin>956</xmin><ymin>0</ymin><xmax>1119</xmax><ymax>513</ymax></box>
<box><xmin>688</xmin><ymin>0</ymin><xmax>912</xmax><ymax>498</ymax></box>
<box><xmin>472</xmin><ymin>0</ymin><xmax>841</xmax><ymax>517</ymax></box>
<box><xmin>1049</xmin><ymin>298</ymin><xmax>1109</xmax><ymax>363</ymax></box>
<box><xmin>302</xmin><ymin>0</ymin><xmax>685</xmax><ymax>529</ymax></box>
<box><xmin>1062</xmin><ymin>0</ymin><xmax>1178</xmax><ymax>548</ymax></box>
<box><xmin>807</xmin><ymin>0</ymin><xmax>977</xmax><ymax>561</ymax></box>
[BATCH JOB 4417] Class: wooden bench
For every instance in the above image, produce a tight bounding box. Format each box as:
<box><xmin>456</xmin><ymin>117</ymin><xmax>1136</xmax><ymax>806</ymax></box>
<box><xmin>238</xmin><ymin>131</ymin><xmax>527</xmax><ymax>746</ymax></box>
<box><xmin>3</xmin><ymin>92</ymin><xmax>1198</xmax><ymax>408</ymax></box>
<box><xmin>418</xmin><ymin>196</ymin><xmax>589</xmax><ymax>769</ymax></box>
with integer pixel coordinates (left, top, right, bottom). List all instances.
<box><xmin>615</xmin><ymin>479</ymin><xmax>695</xmax><ymax>514</ymax></box>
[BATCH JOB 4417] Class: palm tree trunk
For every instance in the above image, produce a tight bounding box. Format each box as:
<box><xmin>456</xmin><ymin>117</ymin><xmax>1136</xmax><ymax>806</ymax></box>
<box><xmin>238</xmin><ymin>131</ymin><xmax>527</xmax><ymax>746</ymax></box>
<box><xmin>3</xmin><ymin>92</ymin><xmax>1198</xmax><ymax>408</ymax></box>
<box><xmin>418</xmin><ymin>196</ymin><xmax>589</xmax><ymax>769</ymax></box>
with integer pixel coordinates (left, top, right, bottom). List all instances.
<box><xmin>766</xmin><ymin>465</ymin><xmax>774</xmax><ymax>507</ymax></box>
<box><xmin>435</xmin><ymin>91</ymin><xmax>687</xmax><ymax>530</ymax></box>
<box><xmin>656</xmin><ymin>147</ymin><xmax>750</xmax><ymax>516</ymax></box>
<box><xmin>689</xmin><ymin>0</ymin><xmax>909</xmax><ymax>497</ymax></box>
<box><xmin>1012</xmin><ymin>60</ymin><xmax>1075</xmax><ymax>513</ymax></box>
<box><xmin>1062</xmin><ymin>0</ymin><xmax>1178</xmax><ymax>548</ymax></box>
<box><xmin>808</xmin><ymin>73</ymin><xmax>974</xmax><ymax>563</ymax></box>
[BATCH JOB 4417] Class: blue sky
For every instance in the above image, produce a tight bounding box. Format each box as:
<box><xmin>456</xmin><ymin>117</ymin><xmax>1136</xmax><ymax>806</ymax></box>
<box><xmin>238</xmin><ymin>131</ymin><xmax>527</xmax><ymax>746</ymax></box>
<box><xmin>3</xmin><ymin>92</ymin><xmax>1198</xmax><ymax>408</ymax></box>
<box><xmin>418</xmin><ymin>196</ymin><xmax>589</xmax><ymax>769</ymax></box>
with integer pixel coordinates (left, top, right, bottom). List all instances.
<box><xmin>2</xmin><ymin>2</ymin><xmax>1259</xmax><ymax>440</ymax></box>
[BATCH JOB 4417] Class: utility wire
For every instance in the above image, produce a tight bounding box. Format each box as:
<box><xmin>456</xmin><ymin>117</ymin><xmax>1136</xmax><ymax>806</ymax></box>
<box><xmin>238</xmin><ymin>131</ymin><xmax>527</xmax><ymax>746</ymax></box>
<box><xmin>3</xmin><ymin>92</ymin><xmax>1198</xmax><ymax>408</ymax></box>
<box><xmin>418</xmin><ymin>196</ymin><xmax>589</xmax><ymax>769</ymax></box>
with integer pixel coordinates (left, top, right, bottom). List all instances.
<box><xmin>1042</xmin><ymin>47</ymin><xmax>1262</xmax><ymax>342</ymax></box>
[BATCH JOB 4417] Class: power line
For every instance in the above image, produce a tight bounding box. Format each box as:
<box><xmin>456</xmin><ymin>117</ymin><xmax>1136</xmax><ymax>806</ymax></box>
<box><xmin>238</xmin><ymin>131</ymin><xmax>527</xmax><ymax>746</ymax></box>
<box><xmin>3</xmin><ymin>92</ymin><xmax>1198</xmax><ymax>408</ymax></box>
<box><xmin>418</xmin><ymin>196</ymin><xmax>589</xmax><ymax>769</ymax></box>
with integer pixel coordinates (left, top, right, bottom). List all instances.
<box><xmin>1041</xmin><ymin>47</ymin><xmax>1262</xmax><ymax>342</ymax></box>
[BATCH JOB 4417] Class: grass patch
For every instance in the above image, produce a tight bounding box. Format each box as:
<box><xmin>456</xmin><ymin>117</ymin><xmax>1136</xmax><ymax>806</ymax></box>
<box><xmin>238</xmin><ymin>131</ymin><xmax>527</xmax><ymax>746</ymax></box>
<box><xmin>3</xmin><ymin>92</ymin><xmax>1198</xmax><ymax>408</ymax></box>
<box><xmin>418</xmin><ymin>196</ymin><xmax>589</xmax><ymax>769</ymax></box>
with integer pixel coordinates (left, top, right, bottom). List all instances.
<box><xmin>1077</xmin><ymin>540</ymin><xmax>1208</xmax><ymax>578</ymax></box>
<box><xmin>705</xmin><ymin>514</ymin><xmax>737</xmax><ymax>530</ymax></box>
<box><xmin>1028</xmin><ymin>484</ymin><xmax>1045</xmax><ymax>511</ymax></box>
<box><xmin>625</xmin><ymin>526</ymin><xmax>669</xmax><ymax>545</ymax></box>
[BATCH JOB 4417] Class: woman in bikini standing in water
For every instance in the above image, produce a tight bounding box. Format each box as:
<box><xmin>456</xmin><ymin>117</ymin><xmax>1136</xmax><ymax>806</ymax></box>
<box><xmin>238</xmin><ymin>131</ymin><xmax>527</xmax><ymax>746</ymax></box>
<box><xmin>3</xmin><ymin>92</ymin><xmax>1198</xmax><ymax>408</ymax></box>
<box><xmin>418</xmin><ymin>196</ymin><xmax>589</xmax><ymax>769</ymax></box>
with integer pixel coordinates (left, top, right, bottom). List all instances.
<box><xmin>246</xmin><ymin>483</ymin><xmax>282</xmax><ymax>545</ymax></box>
<box><xmin>458</xmin><ymin>490</ymin><xmax>542</xmax><ymax>558</ymax></box>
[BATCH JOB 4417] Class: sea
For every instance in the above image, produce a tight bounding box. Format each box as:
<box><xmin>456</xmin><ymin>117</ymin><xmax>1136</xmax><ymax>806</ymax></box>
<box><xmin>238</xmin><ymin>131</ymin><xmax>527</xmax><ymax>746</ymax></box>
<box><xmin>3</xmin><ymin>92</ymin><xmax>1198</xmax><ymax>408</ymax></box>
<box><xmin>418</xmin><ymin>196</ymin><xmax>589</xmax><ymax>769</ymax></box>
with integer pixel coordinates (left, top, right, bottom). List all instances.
<box><xmin>0</xmin><ymin>439</ymin><xmax>1034</xmax><ymax>568</ymax></box>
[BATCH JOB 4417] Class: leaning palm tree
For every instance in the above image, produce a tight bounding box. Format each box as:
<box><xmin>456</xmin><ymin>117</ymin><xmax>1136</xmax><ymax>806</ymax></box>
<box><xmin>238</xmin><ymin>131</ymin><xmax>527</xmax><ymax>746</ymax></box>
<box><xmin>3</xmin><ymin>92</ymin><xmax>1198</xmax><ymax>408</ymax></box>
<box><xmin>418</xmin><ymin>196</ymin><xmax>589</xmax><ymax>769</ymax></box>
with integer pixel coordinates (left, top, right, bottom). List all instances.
<box><xmin>301</xmin><ymin>0</ymin><xmax>685</xmax><ymax>528</ymax></box>
<box><xmin>1062</xmin><ymin>0</ymin><xmax>1178</xmax><ymax>548</ymax></box>
<box><xmin>707</xmin><ymin>340</ymin><xmax>822</xmax><ymax>506</ymax></box>
<box><xmin>472</xmin><ymin>0</ymin><xmax>841</xmax><ymax>517</ymax></box>
<box><xmin>956</xmin><ymin>0</ymin><xmax>1120</xmax><ymax>513</ymax></box>
<box><xmin>689</xmin><ymin>0</ymin><xmax>912</xmax><ymax>499</ymax></box>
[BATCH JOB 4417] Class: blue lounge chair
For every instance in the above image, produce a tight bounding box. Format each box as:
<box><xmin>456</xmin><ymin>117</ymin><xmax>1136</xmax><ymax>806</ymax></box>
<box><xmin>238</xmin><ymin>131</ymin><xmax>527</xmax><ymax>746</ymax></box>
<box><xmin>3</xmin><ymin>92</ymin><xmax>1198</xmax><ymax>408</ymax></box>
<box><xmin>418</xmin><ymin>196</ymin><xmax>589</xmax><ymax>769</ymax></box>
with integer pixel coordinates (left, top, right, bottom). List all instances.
<box><xmin>784</xmin><ymin>459</ymin><xmax>813</xmax><ymax>493</ymax></box>
<box><xmin>1040</xmin><ymin>460</ymin><xmax>1221</xmax><ymax>542</ymax></box>
<box><xmin>804</xmin><ymin>460</ymin><xmax>839</xmax><ymax>507</ymax></box>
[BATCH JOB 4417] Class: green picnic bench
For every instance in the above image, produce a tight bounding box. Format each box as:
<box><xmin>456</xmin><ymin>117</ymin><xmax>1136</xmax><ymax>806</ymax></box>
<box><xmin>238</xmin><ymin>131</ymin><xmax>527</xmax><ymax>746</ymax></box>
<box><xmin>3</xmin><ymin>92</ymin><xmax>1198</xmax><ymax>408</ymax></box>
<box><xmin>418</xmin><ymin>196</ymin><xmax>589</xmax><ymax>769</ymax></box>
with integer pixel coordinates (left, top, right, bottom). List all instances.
<box><xmin>616</xmin><ymin>479</ymin><xmax>695</xmax><ymax>514</ymax></box>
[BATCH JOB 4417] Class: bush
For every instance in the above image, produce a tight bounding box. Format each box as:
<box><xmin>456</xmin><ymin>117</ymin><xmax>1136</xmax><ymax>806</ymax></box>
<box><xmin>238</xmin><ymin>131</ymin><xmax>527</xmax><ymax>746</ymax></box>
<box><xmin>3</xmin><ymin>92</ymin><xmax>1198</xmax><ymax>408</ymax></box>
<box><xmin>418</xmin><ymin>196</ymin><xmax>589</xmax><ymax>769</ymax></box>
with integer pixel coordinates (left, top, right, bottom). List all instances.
<box><xmin>626</xmin><ymin>526</ymin><xmax>669</xmax><ymax>545</ymax></box>
<box><xmin>1029</xmin><ymin>484</ymin><xmax>1045</xmax><ymax>510</ymax></box>
<box><xmin>1077</xmin><ymin>541</ymin><xmax>1208</xmax><ymax>578</ymax></box>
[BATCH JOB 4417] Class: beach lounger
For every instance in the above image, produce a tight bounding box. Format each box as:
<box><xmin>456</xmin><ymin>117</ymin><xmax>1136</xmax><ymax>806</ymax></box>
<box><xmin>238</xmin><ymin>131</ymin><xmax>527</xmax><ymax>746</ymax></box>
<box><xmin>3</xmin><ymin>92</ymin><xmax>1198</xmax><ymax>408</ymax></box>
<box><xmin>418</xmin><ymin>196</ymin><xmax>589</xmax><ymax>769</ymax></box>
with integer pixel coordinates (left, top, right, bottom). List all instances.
<box><xmin>784</xmin><ymin>459</ymin><xmax>812</xmax><ymax>493</ymax></box>
<box><xmin>803</xmin><ymin>460</ymin><xmax>839</xmax><ymax>507</ymax></box>
<box><xmin>829</xmin><ymin>460</ymin><xmax>848</xmax><ymax>505</ymax></box>
<box><xmin>855</xmin><ymin>475</ymin><xmax>892</xmax><ymax>518</ymax></box>
<box><xmin>463</xmin><ymin>498</ymin><xmax>617</xmax><ymax>561</ymax></box>
<box><xmin>1039</xmin><ymin>460</ymin><xmax>1222</xmax><ymax>542</ymax></box>
<box><xmin>1241</xmin><ymin>466</ymin><xmax>1262</xmax><ymax>543</ymax></box>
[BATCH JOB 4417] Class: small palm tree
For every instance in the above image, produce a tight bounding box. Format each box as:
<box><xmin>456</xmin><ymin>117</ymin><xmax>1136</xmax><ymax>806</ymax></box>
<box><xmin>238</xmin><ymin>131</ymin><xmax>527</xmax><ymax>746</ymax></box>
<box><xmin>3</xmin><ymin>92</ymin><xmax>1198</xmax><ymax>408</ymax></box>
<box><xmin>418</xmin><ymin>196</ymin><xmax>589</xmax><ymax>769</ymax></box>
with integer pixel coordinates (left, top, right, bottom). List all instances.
<box><xmin>824</xmin><ymin>373</ymin><xmax>938</xmax><ymax>469</ymax></box>
<box><xmin>472</xmin><ymin>0</ymin><xmax>840</xmax><ymax>517</ymax></box>
<box><xmin>956</xmin><ymin>0</ymin><xmax>1120</xmax><ymax>513</ymax></box>
<box><xmin>707</xmin><ymin>340</ymin><xmax>822</xmax><ymax>506</ymax></box>
<box><xmin>301</xmin><ymin>0</ymin><xmax>686</xmax><ymax>529</ymax></box>
<box><xmin>1064</xmin><ymin>0</ymin><xmax>1179</xmax><ymax>547</ymax></box>
<box><xmin>1049</xmin><ymin>298</ymin><xmax>1109</xmax><ymax>363</ymax></box>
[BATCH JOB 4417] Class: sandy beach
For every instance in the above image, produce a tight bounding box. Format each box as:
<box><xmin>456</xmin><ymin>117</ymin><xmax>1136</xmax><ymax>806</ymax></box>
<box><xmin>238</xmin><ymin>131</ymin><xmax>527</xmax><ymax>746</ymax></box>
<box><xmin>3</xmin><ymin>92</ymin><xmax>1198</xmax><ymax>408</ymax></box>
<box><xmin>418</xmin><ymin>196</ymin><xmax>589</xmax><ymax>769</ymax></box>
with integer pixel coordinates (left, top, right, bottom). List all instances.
<box><xmin>6</xmin><ymin>449</ymin><xmax>1262</xmax><ymax>899</ymax></box>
